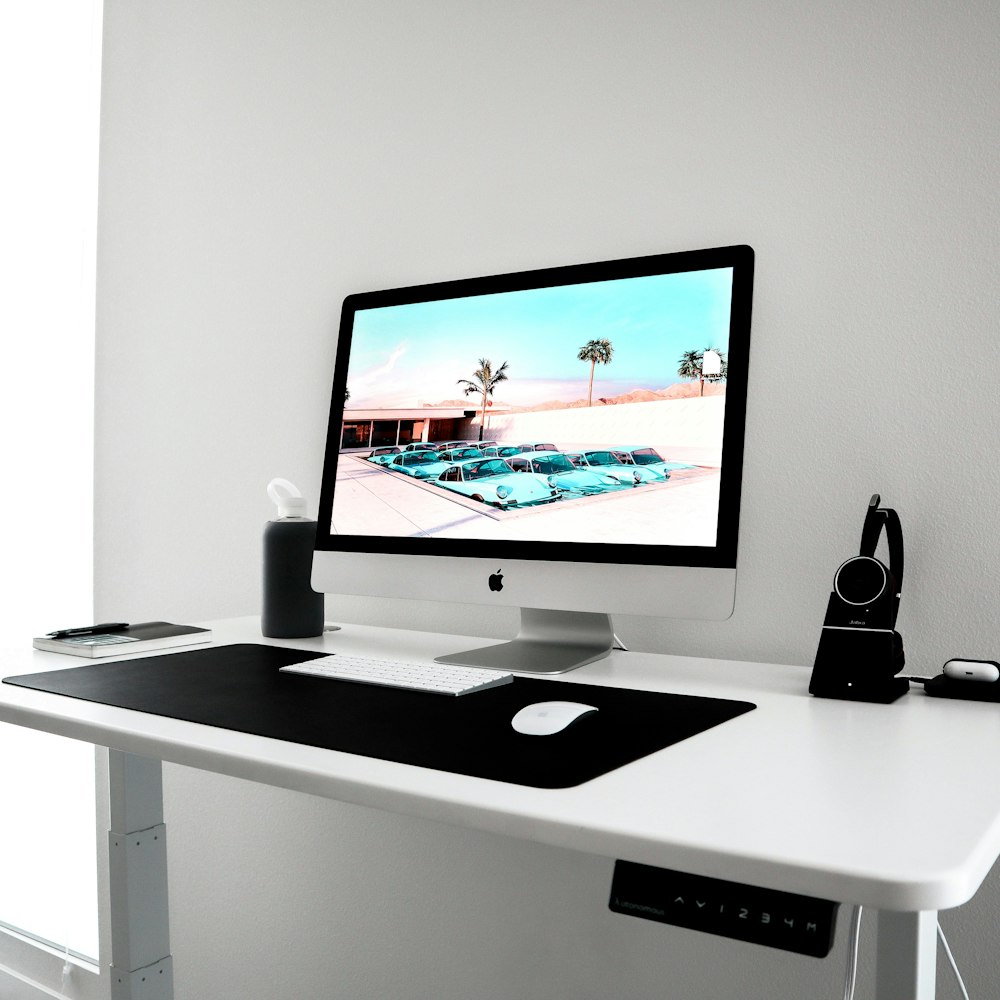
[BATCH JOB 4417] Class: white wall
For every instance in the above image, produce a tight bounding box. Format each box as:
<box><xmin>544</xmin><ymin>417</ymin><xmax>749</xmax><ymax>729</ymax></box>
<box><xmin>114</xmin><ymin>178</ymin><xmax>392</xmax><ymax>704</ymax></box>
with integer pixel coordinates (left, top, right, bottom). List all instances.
<box><xmin>95</xmin><ymin>1</ymin><xmax>1000</xmax><ymax>996</ymax></box>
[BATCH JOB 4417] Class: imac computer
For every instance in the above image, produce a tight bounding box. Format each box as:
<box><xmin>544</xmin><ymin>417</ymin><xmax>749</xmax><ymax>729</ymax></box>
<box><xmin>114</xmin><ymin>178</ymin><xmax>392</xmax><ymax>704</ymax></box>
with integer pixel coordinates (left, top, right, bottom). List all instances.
<box><xmin>314</xmin><ymin>244</ymin><xmax>754</xmax><ymax>673</ymax></box>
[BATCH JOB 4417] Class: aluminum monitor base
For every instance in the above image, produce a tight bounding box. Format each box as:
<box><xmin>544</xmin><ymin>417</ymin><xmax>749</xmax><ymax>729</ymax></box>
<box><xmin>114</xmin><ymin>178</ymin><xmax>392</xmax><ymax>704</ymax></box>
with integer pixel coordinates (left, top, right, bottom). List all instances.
<box><xmin>434</xmin><ymin>608</ymin><xmax>614</xmax><ymax>674</ymax></box>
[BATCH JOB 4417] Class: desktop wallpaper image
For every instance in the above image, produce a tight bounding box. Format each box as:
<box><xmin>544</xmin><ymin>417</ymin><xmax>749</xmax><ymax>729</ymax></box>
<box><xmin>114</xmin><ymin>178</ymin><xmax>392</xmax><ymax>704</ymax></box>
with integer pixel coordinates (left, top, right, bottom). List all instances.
<box><xmin>331</xmin><ymin>268</ymin><xmax>734</xmax><ymax>548</ymax></box>
<box><xmin>345</xmin><ymin>269</ymin><xmax>733</xmax><ymax>409</ymax></box>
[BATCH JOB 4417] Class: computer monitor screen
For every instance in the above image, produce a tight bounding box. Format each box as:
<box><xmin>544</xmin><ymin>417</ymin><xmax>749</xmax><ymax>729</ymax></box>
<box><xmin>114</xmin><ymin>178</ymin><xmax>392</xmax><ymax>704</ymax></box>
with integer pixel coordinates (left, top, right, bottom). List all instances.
<box><xmin>315</xmin><ymin>245</ymin><xmax>754</xmax><ymax>672</ymax></box>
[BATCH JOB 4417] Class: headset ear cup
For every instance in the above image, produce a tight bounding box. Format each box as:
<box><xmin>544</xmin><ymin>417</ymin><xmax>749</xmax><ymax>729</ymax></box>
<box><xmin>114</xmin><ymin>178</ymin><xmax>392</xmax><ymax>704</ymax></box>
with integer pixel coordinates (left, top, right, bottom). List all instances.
<box><xmin>834</xmin><ymin>556</ymin><xmax>889</xmax><ymax>607</ymax></box>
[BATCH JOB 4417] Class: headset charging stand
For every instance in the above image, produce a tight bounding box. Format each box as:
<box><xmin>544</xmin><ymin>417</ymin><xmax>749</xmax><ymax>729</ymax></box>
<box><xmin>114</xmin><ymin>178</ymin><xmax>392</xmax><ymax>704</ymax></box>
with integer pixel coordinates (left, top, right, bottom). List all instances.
<box><xmin>809</xmin><ymin>630</ymin><xmax>909</xmax><ymax>704</ymax></box>
<box><xmin>809</xmin><ymin>495</ymin><xmax>909</xmax><ymax>705</ymax></box>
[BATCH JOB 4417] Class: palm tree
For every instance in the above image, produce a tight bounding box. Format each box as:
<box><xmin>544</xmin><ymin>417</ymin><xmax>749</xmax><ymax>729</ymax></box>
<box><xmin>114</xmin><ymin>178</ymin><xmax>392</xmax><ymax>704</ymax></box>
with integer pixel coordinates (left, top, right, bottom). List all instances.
<box><xmin>457</xmin><ymin>358</ymin><xmax>509</xmax><ymax>440</ymax></box>
<box><xmin>677</xmin><ymin>349</ymin><xmax>704</xmax><ymax>395</ymax></box>
<box><xmin>577</xmin><ymin>339</ymin><xmax>614</xmax><ymax>407</ymax></box>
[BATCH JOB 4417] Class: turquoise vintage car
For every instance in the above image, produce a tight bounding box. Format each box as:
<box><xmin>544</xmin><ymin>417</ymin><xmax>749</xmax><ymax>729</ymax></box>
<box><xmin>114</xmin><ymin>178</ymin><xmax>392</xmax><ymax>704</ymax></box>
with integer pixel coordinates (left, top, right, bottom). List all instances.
<box><xmin>426</xmin><ymin>440</ymin><xmax>467</xmax><ymax>452</ymax></box>
<box><xmin>612</xmin><ymin>446</ymin><xmax>690</xmax><ymax>478</ymax></box>
<box><xmin>436</xmin><ymin>446</ymin><xmax>485</xmax><ymax>463</ymax></box>
<box><xmin>385</xmin><ymin>450</ymin><xmax>450</xmax><ymax>479</ymax></box>
<box><xmin>563</xmin><ymin>449</ymin><xmax>658</xmax><ymax>485</ymax></box>
<box><xmin>481</xmin><ymin>444</ymin><xmax>523</xmax><ymax>460</ymax></box>
<box><xmin>507</xmin><ymin>451</ymin><xmax>627</xmax><ymax>496</ymax></box>
<box><xmin>366</xmin><ymin>446</ymin><xmax>403</xmax><ymax>465</ymax></box>
<box><xmin>434</xmin><ymin>458</ymin><xmax>560</xmax><ymax>509</ymax></box>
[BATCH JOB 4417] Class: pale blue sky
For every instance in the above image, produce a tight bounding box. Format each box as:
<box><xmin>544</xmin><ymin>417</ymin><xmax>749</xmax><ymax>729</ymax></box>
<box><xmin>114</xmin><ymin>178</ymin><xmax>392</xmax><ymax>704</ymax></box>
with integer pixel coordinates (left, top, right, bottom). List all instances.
<box><xmin>346</xmin><ymin>267</ymin><xmax>733</xmax><ymax>408</ymax></box>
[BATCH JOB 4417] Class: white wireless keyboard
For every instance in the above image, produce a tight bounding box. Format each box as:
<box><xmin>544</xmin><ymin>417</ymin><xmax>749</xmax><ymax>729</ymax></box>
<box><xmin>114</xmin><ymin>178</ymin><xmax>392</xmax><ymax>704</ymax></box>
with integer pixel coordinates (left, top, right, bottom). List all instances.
<box><xmin>279</xmin><ymin>654</ymin><xmax>514</xmax><ymax>696</ymax></box>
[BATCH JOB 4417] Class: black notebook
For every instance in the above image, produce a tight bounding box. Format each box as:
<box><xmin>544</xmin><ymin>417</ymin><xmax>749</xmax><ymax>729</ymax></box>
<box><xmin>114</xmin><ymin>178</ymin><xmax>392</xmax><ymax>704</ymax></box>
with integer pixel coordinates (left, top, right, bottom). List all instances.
<box><xmin>32</xmin><ymin>621</ymin><xmax>212</xmax><ymax>658</ymax></box>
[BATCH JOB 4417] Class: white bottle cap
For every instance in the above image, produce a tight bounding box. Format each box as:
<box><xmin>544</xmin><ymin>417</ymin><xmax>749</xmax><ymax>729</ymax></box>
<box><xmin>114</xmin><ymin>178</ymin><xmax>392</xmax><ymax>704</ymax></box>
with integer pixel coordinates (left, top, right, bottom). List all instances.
<box><xmin>278</xmin><ymin>496</ymin><xmax>307</xmax><ymax>517</ymax></box>
<box><xmin>267</xmin><ymin>478</ymin><xmax>309</xmax><ymax>518</ymax></box>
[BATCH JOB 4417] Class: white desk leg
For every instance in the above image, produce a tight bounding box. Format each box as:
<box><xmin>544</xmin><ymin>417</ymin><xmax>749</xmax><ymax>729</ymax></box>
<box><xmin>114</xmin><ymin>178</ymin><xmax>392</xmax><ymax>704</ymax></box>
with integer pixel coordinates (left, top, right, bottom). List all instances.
<box><xmin>107</xmin><ymin>750</ymin><xmax>174</xmax><ymax>1000</ymax></box>
<box><xmin>875</xmin><ymin>910</ymin><xmax>937</xmax><ymax>1000</ymax></box>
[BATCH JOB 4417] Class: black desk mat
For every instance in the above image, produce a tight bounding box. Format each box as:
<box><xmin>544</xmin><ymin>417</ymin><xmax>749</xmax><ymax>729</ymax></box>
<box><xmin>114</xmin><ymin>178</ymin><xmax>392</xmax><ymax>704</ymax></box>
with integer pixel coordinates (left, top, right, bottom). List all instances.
<box><xmin>4</xmin><ymin>644</ymin><xmax>755</xmax><ymax>788</ymax></box>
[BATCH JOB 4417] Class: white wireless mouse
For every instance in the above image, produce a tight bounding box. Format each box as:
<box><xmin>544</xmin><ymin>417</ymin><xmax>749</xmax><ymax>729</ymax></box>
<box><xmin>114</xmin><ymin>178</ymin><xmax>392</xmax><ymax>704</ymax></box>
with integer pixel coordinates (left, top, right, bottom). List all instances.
<box><xmin>511</xmin><ymin>701</ymin><xmax>599</xmax><ymax>736</ymax></box>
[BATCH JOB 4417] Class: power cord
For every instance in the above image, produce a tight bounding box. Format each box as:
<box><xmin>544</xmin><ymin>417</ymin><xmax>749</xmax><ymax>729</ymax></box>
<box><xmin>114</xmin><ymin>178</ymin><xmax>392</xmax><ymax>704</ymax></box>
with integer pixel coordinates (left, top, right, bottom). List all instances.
<box><xmin>842</xmin><ymin>905</ymin><xmax>862</xmax><ymax>1000</ymax></box>
<box><xmin>938</xmin><ymin>920</ymin><xmax>971</xmax><ymax>1000</ymax></box>
<box><xmin>841</xmin><ymin>906</ymin><xmax>971</xmax><ymax>1000</ymax></box>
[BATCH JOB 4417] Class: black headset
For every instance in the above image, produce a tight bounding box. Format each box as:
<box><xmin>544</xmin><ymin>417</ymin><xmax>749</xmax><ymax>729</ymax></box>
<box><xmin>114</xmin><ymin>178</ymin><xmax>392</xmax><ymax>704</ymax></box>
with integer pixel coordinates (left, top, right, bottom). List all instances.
<box><xmin>832</xmin><ymin>494</ymin><xmax>903</xmax><ymax>628</ymax></box>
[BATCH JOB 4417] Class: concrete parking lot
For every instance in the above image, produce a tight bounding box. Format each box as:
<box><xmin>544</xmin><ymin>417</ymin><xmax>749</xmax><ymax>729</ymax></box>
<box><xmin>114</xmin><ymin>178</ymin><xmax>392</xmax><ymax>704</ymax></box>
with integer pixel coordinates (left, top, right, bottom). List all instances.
<box><xmin>331</xmin><ymin>455</ymin><xmax>721</xmax><ymax>547</ymax></box>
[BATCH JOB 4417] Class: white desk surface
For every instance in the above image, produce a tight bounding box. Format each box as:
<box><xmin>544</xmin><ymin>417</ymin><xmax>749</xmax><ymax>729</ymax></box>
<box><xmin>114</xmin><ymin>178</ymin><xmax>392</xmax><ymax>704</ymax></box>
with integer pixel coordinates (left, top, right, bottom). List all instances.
<box><xmin>2</xmin><ymin>617</ymin><xmax>998</xmax><ymax>913</ymax></box>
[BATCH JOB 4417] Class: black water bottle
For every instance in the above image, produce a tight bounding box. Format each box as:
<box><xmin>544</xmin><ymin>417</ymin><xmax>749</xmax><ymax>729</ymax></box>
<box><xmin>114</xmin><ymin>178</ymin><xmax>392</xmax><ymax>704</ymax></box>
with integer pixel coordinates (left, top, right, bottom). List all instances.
<box><xmin>262</xmin><ymin>479</ymin><xmax>324</xmax><ymax>638</ymax></box>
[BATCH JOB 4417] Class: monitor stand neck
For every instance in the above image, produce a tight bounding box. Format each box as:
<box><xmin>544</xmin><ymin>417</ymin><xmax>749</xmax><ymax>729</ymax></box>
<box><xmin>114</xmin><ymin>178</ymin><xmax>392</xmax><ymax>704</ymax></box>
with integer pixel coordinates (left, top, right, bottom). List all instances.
<box><xmin>434</xmin><ymin>608</ymin><xmax>614</xmax><ymax>674</ymax></box>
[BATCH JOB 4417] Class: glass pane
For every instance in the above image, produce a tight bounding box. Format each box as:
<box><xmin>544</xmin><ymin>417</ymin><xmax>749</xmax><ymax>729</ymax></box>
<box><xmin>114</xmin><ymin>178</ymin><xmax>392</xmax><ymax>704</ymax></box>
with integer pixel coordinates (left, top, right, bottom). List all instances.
<box><xmin>341</xmin><ymin>422</ymin><xmax>371</xmax><ymax>448</ymax></box>
<box><xmin>371</xmin><ymin>420</ymin><xmax>400</xmax><ymax>446</ymax></box>
<box><xmin>0</xmin><ymin>729</ymin><xmax>98</xmax><ymax>961</ymax></box>
<box><xmin>0</xmin><ymin>0</ymin><xmax>102</xmax><ymax>965</ymax></box>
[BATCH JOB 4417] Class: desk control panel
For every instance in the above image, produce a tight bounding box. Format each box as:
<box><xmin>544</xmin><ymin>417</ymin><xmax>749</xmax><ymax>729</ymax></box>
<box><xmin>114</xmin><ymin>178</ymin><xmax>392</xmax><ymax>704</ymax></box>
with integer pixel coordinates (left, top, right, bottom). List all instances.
<box><xmin>609</xmin><ymin>861</ymin><xmax>839</xmax><ymax>957</ymax></box>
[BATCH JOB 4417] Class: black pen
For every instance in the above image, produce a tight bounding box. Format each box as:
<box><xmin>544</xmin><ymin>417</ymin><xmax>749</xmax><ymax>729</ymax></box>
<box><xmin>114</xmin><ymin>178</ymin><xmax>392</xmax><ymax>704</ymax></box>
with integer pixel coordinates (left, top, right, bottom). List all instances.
<box><xmin>47</xmin><ymin>622</ymin><xmax>130</xmax><ymax>639</ymax></box>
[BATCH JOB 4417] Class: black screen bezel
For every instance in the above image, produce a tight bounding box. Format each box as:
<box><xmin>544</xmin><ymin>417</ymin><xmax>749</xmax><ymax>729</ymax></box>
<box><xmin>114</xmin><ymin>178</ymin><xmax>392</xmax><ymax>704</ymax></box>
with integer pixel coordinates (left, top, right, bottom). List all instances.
<box><xmin>316</xmin><ymin>244</ymin><xmax>753</xmax><ymax>569</ymax></box>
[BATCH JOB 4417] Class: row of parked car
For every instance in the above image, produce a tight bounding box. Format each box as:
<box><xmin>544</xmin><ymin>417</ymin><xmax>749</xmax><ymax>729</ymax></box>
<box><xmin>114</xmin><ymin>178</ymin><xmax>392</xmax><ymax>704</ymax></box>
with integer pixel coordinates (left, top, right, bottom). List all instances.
<box><xmin>361</xmin><ymin>439</ymin><xmax>694</xmax><ymax>511</ymax></box>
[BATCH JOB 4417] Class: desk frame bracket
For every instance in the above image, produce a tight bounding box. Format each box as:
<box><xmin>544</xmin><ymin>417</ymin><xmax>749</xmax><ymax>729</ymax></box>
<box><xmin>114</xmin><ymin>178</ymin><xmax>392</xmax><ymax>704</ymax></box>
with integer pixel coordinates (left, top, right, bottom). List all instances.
<box><xmin>875</xmin><ymin>909</ymin><xmax>937</xmax><ymax>1000</ymax></box>
<box><xmin>108</xmin><ymin>751</ymin><xmax>174</xmax><ymax>1000</ymax></box>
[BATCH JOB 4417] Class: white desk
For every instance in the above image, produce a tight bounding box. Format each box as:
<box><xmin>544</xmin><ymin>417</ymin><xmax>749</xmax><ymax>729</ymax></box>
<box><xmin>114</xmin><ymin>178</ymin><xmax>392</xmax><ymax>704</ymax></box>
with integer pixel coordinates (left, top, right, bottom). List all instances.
<box><xmin>3</xmin><ymin>617</ymin><xmax>999</xmax><ymax>999</ymax></box>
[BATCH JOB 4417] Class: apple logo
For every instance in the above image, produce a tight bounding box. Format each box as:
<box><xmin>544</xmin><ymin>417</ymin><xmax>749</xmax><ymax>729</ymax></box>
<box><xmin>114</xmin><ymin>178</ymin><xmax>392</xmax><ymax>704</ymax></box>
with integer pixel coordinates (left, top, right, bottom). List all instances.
<box><xmin>488</xmin><ymin>569</ymin><xmax>504</xmax><ymax>592</ymax></box>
